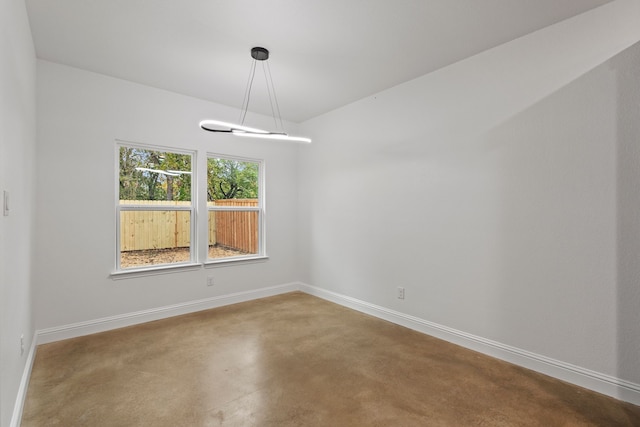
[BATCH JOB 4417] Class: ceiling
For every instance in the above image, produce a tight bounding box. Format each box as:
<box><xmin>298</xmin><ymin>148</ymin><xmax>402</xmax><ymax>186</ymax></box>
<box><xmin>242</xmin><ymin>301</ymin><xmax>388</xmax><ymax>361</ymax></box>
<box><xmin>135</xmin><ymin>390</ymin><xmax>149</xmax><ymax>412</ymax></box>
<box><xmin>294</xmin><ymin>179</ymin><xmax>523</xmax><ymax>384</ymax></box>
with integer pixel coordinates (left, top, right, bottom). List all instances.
<box><xmin>25</xmin><ymin>0</ymin><xmax>612</xmax><ymax>123</ymax></box>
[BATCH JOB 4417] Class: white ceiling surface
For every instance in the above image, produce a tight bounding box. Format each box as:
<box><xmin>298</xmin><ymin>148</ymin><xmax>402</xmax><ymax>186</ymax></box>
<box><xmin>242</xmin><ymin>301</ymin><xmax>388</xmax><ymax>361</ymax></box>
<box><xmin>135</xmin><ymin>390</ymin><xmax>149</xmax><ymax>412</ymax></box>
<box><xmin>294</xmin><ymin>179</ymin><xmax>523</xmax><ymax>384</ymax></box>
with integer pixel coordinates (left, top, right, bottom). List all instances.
<box><xmin>26</xmin><ymin>0</ymin><xmax>613</xmax><ymax>123</ymax></box>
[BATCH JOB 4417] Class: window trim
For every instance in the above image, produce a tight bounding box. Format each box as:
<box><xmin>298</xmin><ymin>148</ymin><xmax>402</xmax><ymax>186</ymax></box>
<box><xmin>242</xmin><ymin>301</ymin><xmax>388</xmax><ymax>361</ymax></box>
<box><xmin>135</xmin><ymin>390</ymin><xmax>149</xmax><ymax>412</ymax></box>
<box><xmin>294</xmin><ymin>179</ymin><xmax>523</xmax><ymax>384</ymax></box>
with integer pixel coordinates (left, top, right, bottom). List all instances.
<box><xmin>204</xmin><ymin>255</ymin><xmax>269</xmax><ymax>268</ymax></box>
<box><xmin>110</xmin><ymin>262</ymin><xmax>202</xmax><ymax>279</ymax></box>
<box><xmin>114</xmin><ymin>140</ymin><xmax>196</xmax><ymax>274</ymax></box>
<box><xmin>206</xmin><ymin>152</ymin><xmax>266</xmax><ymax>263</ymax></box>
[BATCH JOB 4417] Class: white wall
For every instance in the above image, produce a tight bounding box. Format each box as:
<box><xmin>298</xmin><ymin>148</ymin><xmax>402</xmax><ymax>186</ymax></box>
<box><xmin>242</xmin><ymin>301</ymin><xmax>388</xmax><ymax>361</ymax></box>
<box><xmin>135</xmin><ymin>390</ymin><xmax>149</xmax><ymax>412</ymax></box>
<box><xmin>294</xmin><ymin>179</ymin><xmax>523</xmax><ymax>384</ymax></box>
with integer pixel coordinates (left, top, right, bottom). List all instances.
<box><xmin>33</xmin><ymin>60</ymin><xmax>300</xmax><ymax>330</ymax></box>
<box><xmin>0</xmin><ymin>0</ymin><xmax>36</xmax><ymax>425</ymax></box>
<box><xmin>299</xmin><ymin>0</ymin><xmax>640</xmax><ymax>390</ymax></box>
<box><xmin>613</xmin><ymin>38</ymin><xmax>640</xmax><ymax>391</ymax></box>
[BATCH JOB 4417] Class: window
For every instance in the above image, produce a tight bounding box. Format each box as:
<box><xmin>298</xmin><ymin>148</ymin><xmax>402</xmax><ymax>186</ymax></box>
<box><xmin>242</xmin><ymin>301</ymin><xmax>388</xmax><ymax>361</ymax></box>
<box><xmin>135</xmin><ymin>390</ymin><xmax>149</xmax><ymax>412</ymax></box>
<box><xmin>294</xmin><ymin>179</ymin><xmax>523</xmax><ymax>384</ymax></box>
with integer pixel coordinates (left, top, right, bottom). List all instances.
<box><xmin>116</xmin><ymin>144</ymin><xmax>194</xmax><ymax>270</ymax></box>
<box><xmin>207</xmin><ymin>155</ymin><xmax>264</xmax><ymax>261</ymax></box>
<box><xmin>114</xmin><ymin>143</ymin><xmax>265</xmax><ymax>275</ymax></box>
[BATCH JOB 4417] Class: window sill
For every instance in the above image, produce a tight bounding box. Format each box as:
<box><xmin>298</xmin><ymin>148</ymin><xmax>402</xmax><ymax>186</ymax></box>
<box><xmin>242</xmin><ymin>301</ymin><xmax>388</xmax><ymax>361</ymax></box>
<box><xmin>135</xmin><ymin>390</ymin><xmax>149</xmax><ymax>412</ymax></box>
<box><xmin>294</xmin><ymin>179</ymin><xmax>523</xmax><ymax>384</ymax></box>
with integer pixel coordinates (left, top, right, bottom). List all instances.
<box><xmin>110</xmin><ymin>256</ymin><xmax>268</xmax><ymax>279</ymax></box>
<box><xmin>110</xmin><ymin>263</ymin><xmax>202</xmax><ymax>280</ymax></box>
<box><xmin>204</xmin><ymin>255</ymin><xmax>269</xmax><ymax>268</ymax></box>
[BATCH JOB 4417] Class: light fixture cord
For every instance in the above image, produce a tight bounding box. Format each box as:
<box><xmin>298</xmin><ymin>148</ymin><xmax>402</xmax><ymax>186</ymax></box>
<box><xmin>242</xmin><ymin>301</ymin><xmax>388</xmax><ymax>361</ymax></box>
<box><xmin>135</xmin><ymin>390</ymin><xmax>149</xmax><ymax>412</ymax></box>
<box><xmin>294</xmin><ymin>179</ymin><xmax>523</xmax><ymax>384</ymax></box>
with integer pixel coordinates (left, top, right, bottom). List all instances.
<box><xmin>261</xmin><ymin>61</ymin><xmax>279</xmax><ymax>131</ymax></box>
<box><xmin>266</xmin><ymin>60</ymin><xmax>285</xmax><ymax>133</ymax></box>
<box><xmin>239</xmin><ymin>59</ymin><xmax>258</xmax><ymax>125</ymax></box>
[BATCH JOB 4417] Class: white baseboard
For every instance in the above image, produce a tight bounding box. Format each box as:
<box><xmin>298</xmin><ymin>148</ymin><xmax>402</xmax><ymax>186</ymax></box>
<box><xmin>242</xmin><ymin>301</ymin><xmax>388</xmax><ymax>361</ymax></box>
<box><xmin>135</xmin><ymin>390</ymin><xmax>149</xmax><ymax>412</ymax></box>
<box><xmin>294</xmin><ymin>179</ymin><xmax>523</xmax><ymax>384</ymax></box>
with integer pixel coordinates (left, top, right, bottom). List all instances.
<box><xmin>36</xmin><ymin>282</ymin><xmax>300</xmax><ymax>344</ymax></box>
<box><xmin>300</xmin><ymin>283</ymin><xmax>640</xmax><ymax>407</ymax></box>
<box><xmin>10</xmin><ymin>337</ymin><xmax>37</xmax><ymax>427</ymax></box>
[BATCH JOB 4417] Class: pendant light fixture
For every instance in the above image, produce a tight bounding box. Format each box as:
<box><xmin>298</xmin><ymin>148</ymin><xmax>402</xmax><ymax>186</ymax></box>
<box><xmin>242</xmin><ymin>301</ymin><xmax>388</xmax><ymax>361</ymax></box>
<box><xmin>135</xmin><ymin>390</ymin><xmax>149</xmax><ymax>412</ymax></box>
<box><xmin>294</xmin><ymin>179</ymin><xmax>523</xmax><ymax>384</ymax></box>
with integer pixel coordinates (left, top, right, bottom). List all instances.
<box><xmin>200</xmin><ymin>47</ymin><xmax>311</xmax><ymax>143</ymax></box>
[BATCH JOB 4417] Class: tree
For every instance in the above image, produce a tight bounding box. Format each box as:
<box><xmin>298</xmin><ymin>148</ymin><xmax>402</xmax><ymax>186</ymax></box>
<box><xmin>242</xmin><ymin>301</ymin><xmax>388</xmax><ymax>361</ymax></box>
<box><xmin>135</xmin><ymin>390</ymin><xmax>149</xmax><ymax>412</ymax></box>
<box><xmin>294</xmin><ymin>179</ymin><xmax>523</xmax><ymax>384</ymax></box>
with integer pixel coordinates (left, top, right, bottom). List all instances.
<box><xmin>119</xmin><ymin>147</ymin><xmax>139</xmax><ymax>200</ymax></box>
<box><xmin>119</xmin><ymin>147</ymin><xmax>191</xmax><ymax>201</ymax></box>
<box><xmin>161</xmin><ymin>152</ymin><xmax>192</xmax><ymax>201</ymax></box>
<box><xmin>207</xmin><ymin>158</ymin><xmax>258</xmax><ymax>201</ymax></box>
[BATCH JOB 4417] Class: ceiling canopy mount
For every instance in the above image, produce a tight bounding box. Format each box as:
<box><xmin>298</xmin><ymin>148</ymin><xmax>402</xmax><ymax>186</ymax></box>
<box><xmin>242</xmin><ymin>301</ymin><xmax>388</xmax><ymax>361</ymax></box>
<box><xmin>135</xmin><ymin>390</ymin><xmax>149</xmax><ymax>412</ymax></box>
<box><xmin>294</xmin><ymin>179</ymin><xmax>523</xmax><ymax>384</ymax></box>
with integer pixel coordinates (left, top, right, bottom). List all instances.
<box><xmin>250</xmin><ymin>47</ymin><xmax>269</xmax><ymax>61</ymax></box>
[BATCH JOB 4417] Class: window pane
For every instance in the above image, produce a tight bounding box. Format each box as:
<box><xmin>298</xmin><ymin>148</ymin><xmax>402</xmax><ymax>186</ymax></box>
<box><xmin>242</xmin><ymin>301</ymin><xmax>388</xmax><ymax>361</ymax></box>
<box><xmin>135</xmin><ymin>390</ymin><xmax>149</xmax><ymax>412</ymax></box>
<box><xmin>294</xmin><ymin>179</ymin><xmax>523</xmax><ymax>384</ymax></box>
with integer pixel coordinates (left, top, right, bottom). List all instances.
<box><xmin>208</xmin><ymin>209</ymin><xmax>259</xmax><ymax>259</ymax></box>
<box><xmin>207</xmin><ymin>156</ymin><xmax>261</xmax><ymax>261</ymax></box>
<box><xmin>120</xmin><ymin>147</ymin><xmax>192</xmax><ymax>202</ymax></box>
<box><xmin>207</xmin><ymin>158</ymin><xmax>258</xmax><ymax>202</ymax></box>
<box><xmin>120</xmin><ymin>210</ymin><xmax>191</xmax><ymax>268</ymax></box>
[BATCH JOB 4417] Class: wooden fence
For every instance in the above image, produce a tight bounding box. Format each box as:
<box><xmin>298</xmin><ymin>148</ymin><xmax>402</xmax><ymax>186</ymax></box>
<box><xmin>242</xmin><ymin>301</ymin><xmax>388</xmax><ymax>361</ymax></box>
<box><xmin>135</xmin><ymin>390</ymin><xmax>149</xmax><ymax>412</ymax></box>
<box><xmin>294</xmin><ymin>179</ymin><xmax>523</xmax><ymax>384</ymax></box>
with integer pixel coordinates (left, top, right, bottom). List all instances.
<box><xmin>210</xmin><ymin>200</ymin><xmax>259</xmax><ymax>254</ymax></box>
<box><xmin>119</xmin><ymin>199</ymin><xmax>258</xmax><ymax>253</ymax></box>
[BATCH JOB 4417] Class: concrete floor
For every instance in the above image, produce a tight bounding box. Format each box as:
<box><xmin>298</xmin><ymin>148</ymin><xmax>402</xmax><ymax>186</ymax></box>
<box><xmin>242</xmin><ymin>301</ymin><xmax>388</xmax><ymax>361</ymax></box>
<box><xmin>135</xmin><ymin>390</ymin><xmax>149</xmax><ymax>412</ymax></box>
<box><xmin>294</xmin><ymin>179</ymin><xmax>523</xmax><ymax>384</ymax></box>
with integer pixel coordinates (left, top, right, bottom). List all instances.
<box><xmin>22</xmin><ymin>292</ymin><xmax>640</xmax><ymax>426</ymax></box>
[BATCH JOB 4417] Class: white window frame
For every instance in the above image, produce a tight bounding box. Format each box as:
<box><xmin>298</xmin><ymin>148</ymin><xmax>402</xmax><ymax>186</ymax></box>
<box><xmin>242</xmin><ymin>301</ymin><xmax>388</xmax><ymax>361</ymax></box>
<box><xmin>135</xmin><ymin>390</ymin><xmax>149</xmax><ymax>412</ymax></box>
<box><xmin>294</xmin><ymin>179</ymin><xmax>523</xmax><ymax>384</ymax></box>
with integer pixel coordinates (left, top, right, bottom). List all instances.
<box><xmin>113</xmin><ymin>141</ymin><xmax>198</xmax><ymax>275</ymax></box>
<box><xmin>205</xmin><ymin>153</ymin><xmax>266</xmax><ymax>265</ymax></box>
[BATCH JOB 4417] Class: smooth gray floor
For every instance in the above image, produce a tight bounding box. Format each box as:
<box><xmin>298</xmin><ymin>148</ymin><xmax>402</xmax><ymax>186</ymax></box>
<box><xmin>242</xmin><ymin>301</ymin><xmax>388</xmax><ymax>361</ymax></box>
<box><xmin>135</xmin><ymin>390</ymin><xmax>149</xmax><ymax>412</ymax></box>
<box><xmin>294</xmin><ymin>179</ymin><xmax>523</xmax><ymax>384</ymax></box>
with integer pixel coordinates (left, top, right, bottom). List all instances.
<box><xmin>22</xmin><ymin>292</ymin><xmax>640</xmax><ymax>426</ymax></box>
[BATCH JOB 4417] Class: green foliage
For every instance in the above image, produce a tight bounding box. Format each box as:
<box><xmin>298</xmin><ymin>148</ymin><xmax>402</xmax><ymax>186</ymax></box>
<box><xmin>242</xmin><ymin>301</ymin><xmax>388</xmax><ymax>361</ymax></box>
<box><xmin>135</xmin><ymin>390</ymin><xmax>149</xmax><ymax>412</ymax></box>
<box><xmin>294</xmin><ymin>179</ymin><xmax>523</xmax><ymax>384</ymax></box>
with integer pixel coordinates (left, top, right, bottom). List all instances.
<box><xmin>119</xmin><ymin>148</ymin><xmax>258</xmax><ymax>203</ymax></box>
<box><xmin>119</xmin><ymin>146</ymin><xmax>191</xmax><ymax>201</ymax></box>
<box><xmin>207</xmin><ymin>158</ymin><xmax>259</xmax><ymax>201</ymax></box>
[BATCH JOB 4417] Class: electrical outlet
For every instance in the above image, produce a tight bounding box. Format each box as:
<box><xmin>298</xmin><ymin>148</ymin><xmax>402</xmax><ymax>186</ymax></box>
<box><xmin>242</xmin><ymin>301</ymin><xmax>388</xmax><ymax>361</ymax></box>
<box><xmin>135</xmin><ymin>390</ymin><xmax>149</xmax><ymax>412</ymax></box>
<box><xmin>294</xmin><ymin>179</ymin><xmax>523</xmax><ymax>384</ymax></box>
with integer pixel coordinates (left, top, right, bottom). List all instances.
<box><xmin>207</xmin><ymin>276</ymin><xmax>215</xmax><ymax>287</ymax></box>
<box><xmin>20</xmin><ymin>334</ymin><xmax>24</xmax><ymax>356</ymax></box>
<box><xmin>397</xmin><ymin>287</ymin><xmax>405</xmax><ymax>300</ymax></box>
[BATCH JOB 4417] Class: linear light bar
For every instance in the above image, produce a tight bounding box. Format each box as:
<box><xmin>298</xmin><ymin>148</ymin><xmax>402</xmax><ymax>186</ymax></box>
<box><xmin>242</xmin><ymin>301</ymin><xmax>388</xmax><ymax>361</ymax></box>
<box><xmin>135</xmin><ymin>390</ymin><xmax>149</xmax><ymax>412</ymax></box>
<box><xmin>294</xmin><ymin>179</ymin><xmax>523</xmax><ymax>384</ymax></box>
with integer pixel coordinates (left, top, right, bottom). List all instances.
<box><xmin>231</xmin><ymin>130</ymin><xmax>312</xmax><ymax>144</ymax></box>
<box><xmin>199</xmin><ymin>119</ymin><xmax>269</xmax><ymax>134</ymax></box>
